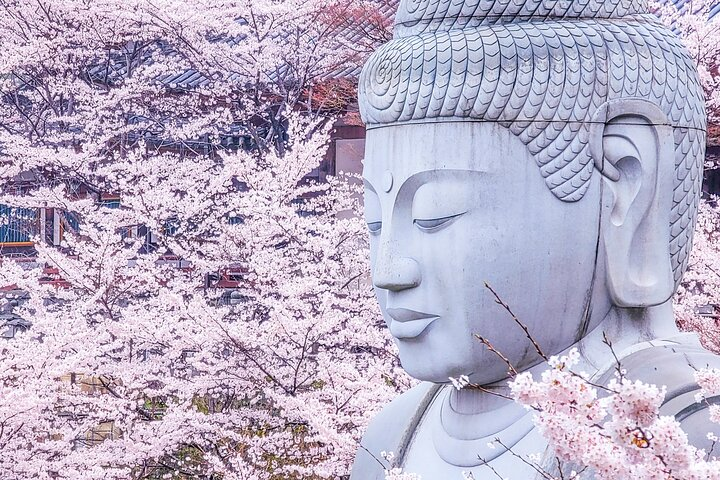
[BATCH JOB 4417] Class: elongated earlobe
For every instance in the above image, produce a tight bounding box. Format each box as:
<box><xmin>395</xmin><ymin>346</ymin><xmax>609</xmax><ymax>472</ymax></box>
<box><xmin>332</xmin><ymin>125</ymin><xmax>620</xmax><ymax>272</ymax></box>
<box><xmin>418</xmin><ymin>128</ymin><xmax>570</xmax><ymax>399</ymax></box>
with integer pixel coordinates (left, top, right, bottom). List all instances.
<box><xmin>589</xmin><ymin>100</ymin><xmax>675</xmax><ymax>307</ymax></box>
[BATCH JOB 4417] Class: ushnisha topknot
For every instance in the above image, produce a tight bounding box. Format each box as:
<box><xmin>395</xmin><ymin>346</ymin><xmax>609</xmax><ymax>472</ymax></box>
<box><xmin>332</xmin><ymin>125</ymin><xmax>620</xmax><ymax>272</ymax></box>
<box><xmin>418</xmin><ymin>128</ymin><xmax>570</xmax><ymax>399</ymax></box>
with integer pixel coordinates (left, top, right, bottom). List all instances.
<box><xmin>394</xmin><ymin>0</ymin><xmax>649</xmax><ymax>36</ymax></box>
<box><xmin>358</xmin><ymin>0</ymin><xmax>706</xmax><ymax>286</ymax></box>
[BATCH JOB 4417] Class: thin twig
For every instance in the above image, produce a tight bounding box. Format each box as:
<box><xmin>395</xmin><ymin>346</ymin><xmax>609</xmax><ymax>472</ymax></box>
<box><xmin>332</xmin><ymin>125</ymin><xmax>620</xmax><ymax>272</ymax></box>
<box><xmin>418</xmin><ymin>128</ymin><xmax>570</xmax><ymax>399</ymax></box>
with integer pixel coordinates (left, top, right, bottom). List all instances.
<box><xmin>484</xmin><ymin>282</ymin><xmax>548</xmax><ymax>361</ymax></box>
<box><xmin>357</xmin><ymin>443</ymin><xmax>387</xmax><ymax>470</ymax></box>
<box><xmin>493</xmin><ymin>438</ymin><xmax>557</xmax><ymax>480</ymax></box>
<box><xmin>602</xmin><ymin>332</ymin><xmax>625</xmax><ymax>380</ymax></box>
<box><xmin>556</xmin><ymin>457</ymin><xmax>565</xmax><ymax>480</ymax></box>
<box><xmin>465</xmin><ymin>383</ymin><xmax>514</xmax><ymax>401</ymax></box>
<box><xmin>474</xmin><ymin>334</ymin><xmax>518</xmax><ymax>377</ymax></box>
<box><xmin>477</xmin><ymin>456</ymin><xmax>505</xmax><ymax>479</ymax></box>
<box><xmin>706</xmin><ymin>439</ymin><xmax>717</xmax><ymax>461</ymax></box>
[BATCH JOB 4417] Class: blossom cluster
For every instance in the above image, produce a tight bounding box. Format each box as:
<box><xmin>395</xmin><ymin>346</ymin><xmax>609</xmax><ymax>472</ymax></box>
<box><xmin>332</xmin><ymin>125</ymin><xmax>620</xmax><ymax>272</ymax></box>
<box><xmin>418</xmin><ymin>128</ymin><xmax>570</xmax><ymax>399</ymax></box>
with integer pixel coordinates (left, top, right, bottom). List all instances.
<box><xmin>695</xmin><ymin>368</ymin><xmax>720</xmax><ymax>426</ymax></box>
<box><xmin>675</xmin><ymin>197</ymin><xmax>720</xmax><ymax>353</ymax></box>
<box><xmin>0</xmin><ymin>1</ymin><xmax>403</xmax><ymax>479</ymax></box>
<box><xmin>509</xmin><ymin>349</ymin><xmax>720</xmax><ymax>479</ymax></box>
<box><xmin>382</xmin><ymin>451</ymin><xmax>422</xmax><ymax>480</ymax></box>
<box><xmin>654</xmin><ymin>0</ymin><xmax>720</xmax><ymax>122</ymax></box>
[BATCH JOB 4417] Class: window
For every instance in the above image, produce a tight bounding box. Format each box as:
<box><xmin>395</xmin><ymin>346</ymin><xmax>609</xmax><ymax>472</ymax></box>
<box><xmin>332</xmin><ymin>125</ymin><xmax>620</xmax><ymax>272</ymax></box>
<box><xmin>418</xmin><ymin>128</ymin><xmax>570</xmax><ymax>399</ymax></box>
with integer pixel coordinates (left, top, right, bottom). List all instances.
<box><xmin>0</xmin><ymin>205</ymin><xmax>37</xmax><ymax>245</ymax></box>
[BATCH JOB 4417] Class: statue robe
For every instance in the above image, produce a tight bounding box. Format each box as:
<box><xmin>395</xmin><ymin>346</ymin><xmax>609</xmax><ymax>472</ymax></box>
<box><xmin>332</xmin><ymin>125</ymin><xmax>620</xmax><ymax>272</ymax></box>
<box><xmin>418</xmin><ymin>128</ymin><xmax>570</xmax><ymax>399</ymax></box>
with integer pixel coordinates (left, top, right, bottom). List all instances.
<box><xmin>351</xmin><ymin>334</ymin><xmax>720</xmax><ymax>479</ymax></box>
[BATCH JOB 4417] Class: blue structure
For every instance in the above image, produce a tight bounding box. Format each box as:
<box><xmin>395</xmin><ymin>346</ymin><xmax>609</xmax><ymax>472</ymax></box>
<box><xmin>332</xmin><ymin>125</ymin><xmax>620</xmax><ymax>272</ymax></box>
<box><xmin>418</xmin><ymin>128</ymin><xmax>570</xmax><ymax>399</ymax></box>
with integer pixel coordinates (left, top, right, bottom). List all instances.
<box><xmin>0</xmin><ymin>205</ymin><xmax>36</xmax><ymax>244</ymax></box>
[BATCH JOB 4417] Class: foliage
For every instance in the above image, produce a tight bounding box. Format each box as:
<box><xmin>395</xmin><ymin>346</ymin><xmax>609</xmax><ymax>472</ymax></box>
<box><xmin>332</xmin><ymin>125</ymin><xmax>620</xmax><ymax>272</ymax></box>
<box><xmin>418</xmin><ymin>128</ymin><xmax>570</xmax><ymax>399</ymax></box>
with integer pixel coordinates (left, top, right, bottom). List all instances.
<box><xmin>655</xmin><ymin>0</ymin><xmax>720</xmax><ymax>122</ymax></box>
<box><xmin>0</xmin><ymin>1</ymin><xmax>407</xmax><ymax>479</ymax></box>
<box><xmin>1</xmin><ymin>0</ymin><xmax>719</xmax><ymax>479</ymax></box>
<box><xmin>676</xmin><ymin>196</ymin><xmax>720</xmax><ymax>353</ymax></box>
<box><xmin>507</xmin><ymin>350</ymin><xmax>720</xmax><ymax>479</ymax></box>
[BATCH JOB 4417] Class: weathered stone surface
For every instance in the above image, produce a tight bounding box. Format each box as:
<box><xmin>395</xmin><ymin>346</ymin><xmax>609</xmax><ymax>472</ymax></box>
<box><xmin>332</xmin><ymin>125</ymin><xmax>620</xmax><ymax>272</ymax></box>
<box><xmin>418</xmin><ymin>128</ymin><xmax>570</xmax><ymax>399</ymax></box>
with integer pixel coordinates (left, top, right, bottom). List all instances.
<box><xmin>353</xmin><ymin>0</ymin><xmax>719</xmax><ymax>478</ymax></box>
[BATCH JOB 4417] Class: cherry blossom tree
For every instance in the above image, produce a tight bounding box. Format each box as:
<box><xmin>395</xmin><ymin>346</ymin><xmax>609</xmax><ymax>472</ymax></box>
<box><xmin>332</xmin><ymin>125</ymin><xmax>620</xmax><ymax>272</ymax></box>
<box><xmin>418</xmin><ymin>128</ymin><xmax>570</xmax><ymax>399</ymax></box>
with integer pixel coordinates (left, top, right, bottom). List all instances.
<box><xmin>655</xmin><ymin>0</ymin><xmax>720</xmax><ymax>122</ymax></box>
<box><xmin>2</xmin><ymin>1</ymin><xmax>720</xmax><ymax>479</ymax></box>
<box><xmin>652</xmin><ymin>0</ymin><xmax>720</xmax><ymax>353</ymax></box>
<box><xmin>676</xmin><ymin>196</ymin><xmax>720</xmax><ymax>353</ymax></box>
<box><xmin>0</xmin><ymin>1</ymin><xmax>407</xmax><ymax>479</ymax></box>
<box><xmin>506</xmin><ymin>350</ymin><xmax>720</xmax><ymax>480</ymax></box>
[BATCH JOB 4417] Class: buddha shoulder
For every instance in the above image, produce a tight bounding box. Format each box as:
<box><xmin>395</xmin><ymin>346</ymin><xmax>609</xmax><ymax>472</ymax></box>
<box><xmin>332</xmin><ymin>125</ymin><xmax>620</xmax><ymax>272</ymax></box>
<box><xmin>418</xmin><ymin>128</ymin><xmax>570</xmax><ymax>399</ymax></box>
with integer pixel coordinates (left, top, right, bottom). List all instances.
<box><xmin>603</xmin><ymin>338</ymin><xmax>720</xmax><ymax>450</ymax></box>
<box><xmin>350</xmin><ymin>382</ymin><xmax>439</xmax><ymax>479</ymax></box>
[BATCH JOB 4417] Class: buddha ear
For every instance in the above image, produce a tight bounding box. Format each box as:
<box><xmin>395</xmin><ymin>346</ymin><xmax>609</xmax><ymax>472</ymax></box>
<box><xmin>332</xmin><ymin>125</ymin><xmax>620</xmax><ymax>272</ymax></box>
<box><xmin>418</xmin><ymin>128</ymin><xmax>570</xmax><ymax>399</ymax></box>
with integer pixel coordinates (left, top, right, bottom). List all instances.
<box><xmin>589</xmin><ymin>99</ymin><xmax>675</xmax><ymax>308</ymax></box>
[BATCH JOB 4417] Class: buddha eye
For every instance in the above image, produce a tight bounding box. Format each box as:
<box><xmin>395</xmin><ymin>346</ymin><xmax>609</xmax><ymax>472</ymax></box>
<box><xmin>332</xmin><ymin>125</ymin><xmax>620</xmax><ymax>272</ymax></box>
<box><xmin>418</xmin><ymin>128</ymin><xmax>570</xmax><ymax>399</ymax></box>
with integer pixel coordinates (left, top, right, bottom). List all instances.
<box><xmin>414</xmin><ymin>212</ymin><xmax>465</xmax><ymax>232</ymax></box>
<box><xmin>366</xmin><ymin>221</ymin><xmax>382</xmax><ymax>234</ymax></box>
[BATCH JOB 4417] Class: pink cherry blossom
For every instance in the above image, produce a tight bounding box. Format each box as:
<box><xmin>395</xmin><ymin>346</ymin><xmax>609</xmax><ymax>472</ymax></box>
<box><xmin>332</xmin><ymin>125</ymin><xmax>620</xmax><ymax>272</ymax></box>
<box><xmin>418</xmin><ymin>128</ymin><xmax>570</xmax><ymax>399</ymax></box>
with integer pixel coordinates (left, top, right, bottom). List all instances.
<box><xmin>510</xmin><ymin>348</ymin><xmax>720</xmax><ymax>480</ymax></box>
<box><xmin>0</xmin><ymin>1</ymin><xmax>403</xmax><ymax>478</ymax></box>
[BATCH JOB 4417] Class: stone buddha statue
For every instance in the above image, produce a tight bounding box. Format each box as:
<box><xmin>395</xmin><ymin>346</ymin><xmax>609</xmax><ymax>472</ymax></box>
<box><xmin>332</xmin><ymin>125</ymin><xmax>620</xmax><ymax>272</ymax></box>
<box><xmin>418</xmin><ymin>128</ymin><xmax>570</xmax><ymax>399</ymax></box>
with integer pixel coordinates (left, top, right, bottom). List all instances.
<box><xmin>352</xmin><ymin>0</ymin><xmax>720</xmax><ymax>478</ymax></box>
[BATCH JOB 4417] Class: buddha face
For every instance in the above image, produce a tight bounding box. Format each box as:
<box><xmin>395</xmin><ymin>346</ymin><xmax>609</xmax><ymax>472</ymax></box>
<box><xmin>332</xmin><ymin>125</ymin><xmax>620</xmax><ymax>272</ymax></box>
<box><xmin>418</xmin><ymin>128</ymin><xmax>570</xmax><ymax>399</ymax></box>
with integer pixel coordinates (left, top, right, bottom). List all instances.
<box><xmin>363</xmin><ymin>121</ymin><xmax>606</xmax><ymax>384</ymax></box>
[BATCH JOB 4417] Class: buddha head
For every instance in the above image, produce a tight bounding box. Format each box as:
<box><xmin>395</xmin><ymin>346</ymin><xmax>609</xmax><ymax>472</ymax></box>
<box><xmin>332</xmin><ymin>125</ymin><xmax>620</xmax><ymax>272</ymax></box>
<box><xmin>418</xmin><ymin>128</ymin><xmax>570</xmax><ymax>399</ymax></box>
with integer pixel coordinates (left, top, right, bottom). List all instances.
<box><xmin>358</xmin><ymin>0</ymin><xmax>706</xmax><ymax>384</ymax></box>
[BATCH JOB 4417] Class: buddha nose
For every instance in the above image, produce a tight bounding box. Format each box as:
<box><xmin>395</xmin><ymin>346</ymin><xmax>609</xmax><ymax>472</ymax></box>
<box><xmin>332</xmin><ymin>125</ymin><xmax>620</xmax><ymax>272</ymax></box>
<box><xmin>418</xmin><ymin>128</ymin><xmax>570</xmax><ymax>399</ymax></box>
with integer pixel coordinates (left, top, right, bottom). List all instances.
<box><xmin>372</xmin><ymin>239</ymin><xmax>421</xmax><ymax>291</ymax></box>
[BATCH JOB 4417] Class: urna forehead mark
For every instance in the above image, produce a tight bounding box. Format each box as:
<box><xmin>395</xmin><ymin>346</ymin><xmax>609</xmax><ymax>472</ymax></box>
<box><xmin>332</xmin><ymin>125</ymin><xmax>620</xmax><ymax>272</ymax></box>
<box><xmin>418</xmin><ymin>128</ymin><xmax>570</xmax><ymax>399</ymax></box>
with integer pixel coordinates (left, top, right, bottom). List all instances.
<box><xmin>366</xmin><ymin>169</ymin><xmax>484</xmax><ymax>205</ymax></box>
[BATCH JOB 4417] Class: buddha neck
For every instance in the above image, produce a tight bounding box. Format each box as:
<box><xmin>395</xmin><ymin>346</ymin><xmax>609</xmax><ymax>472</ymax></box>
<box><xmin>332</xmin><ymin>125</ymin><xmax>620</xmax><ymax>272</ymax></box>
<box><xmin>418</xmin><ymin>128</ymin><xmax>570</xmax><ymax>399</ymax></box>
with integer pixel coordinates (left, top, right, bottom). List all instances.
<box><xmin>576</xmin><ymin>300</ymin><xmax>680</xmax><ymax>373</ymax></box>
<box><xmin>446</xmin><ymin>299</ymin><xmax>680</xmax><ymax>418</ymax></box>
<box><xmin>432</xmin><ymin>301</ymin><xmax>682</xmax><ymax>468</ymax></box>
<box><xmin>434</xmin><ymin>379</ymin><xmax>535</xmax><ymax>467</ymax></box>
<box><xmin>447</xmin><ymin>358</ymin><xmax>548</xmax><ymax>416</ymax></box>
